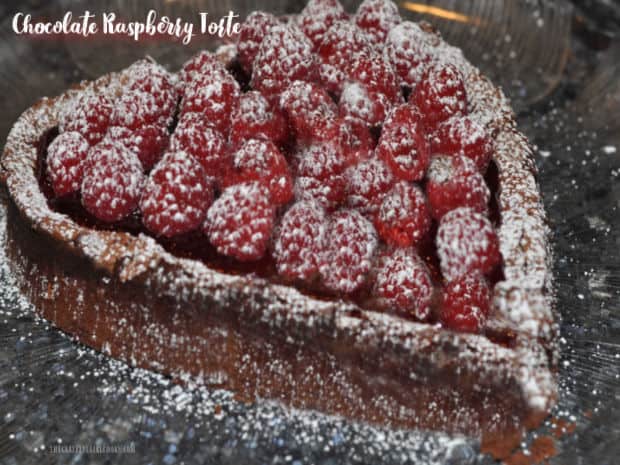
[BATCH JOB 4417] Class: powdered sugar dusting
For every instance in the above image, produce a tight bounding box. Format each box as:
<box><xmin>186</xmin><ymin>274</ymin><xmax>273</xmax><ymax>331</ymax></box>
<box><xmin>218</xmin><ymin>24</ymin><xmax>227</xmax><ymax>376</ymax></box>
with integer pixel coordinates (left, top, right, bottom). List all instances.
<box><xmin>205</xmin><ymin>182</ymin><xmax>275</xmax><ymax>261</ymax></box>
<box><xmin>46</xmin><ymin>131</ymin><xmax>89</xmax><ymax>196</ymax></box>
<box><xmin>297</xmin><ymin>0</ymin><xmax>348</xmax><ymax>49</ymax></box>
<box><xmin>320</xmin><ymin>209</ymin><xmax>378</xmax><ymax>293</ymax></box>
<box><xmin>236</xmin><ymin>11</ymin><xmax>279</xmax><ymax>73</ymax></box>
<box><xmin>436</xmin><ymin>207</ymin><xmax>501</xmax><ymax>281</ymax></box>
<box><xmin>251</xmin><ymin>24</ymin><xmax>316</xmax><ymax>98</ymax></box>
<box><xmin>1</xmin><ymin>22</ymin><xmax>557</xmax><ymax>422</ymax></box>
<box><xmin>344</xmin><ymin>157</ymin><xmax>394</xmax><ymax>216</ymax></box>
<box><xmin>373</xmin><ymin>248</ymin><xmax>432</xmax><ymax>320</ymax></box>
<box><xmin>375</xmin><ymin>181</ymin><xmax>431</xmax><ymax>247</ymax></box>
<box><xmin>141</xmin><ymin>150</ymin><xmax>213</xmax><ymax>238</ymax></box>
<box><xmin>340</xmin><ymin>82</ymin><xmax>374</xmax><ymax>123</ymax></box>
<box><xmin>354</xmin><ymin>0</ymin><xmax>402</xmax><ymax>45</ymax></box>
<box><xmin>317</xmin><ymin>20</ymin><xmax>373</xmax><ymax>95</ymax></box>
<box><xmin>384</xmin><ymin>21</ymin><xmax>438</xmax><ymax>87</ymax></box>
<box><xmin>426</xmin><ymin>155</ymin><xmax>490</xmax><ymax>219</ymax></box>
<box><xmin>273</xmin><ymin>200</ymin><xmax>327</xmax><ymax>282</ymax></box>
<box><xmin>80</xmin><ymin>141</ymin><xmax>144</xmax><ymax>223</ymax></box>
<box><xmin>294</xmin><ymin>143</ymin><xmax>346</xmax><ymax>209</ymax></box>
<box><xmin>59</xmin><ymin>91</ymin><xmax>113</xmax><ymax>146</ymax></box>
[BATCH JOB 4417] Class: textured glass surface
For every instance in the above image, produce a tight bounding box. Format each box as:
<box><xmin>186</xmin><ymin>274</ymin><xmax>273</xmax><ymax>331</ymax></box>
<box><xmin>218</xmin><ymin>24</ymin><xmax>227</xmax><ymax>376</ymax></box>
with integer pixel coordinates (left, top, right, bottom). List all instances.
<box><xmin>1</xmin><ymin>1</ymin><xmax>619</xmax><ymax>463</ymax></box>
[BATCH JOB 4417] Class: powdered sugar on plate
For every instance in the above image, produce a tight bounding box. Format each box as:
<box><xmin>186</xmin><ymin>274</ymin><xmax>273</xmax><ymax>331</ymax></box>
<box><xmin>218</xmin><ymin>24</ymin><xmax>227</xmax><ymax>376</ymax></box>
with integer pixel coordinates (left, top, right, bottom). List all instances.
<box><xmin>1</xmin><ymin>25</ymin><xmax>556</xmax><ymax>427</ymax></box>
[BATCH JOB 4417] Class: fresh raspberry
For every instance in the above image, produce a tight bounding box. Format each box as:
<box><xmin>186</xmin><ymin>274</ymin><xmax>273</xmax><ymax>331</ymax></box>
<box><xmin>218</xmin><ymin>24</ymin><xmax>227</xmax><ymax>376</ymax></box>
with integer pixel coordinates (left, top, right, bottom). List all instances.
<box><xmin>339</xmin><ymin>55</ymin><xmax>403</xmax><ymax>128</ymax></box>
<box><xmin>179</xmin><ymin>51</ymin><xmax>229</xmax><ymax>87</ymax></box>
<box><xmin>107</xmin><ymin>125</ymin><xmax>169</xmax><ymax>171</ymax></box>
<box><xmin>126</xmin><ymin>60</ymin><xmax>178</xmax><ymax>121</ymax></box>
<box><xmin>316</xmin><ymin>21</ymin><xmax>373</xmax><ymax>96</ymax></box>
<box><xmin>60</xmin><ymin>92</ymin><xmax>112</xmax><ymax>146</ymax></box>
<box><xmin>341</xmin><ymin>117</ymin><xmax>376</xmax><ymax>164</ymax></box>
<box><xmin>351</xmin><ymin>53</ymin><xmax>403</xmax><ymax>104</ymax></box>
<box><xmin>384</xmin><ymin>21</ymin><xmax>438</xmax><ymax>88</ymax></box>
<box><xmin>344</xmin><ymin>157</ymin><xmax>394</xmax><ymax>217</ymax></box>
<box><xmin>426</xmin><ymin>155</ymin><xmax>490</xmax><ymax>220</ymax></box>
<box><xmin>339</xmin><ymin>82</ymin><xmax>384</xmax><ymax>129</ymax></box>
<box><xmin>373</xmin><ymin>248</ymin><xmax>433</xmax><ymax>320</ymax></box>
<box><xmin>273</xmin><ymin>200</ymin><xmax>327</xmax><ymax>282</ymax></box>
<box><xmin>354</xmin><ymin>0</ymin><xmax>402</xmax><ymax>45</ymax></box>
<box><xmin>140</xmin><ymin>151</ymin><xmax>214</xmax><ymax>237</ymax></box>
<box><xmin>432</xmin><ymin>116</ymin><xmax>493</xmax><ymax>172</ymax></box>
<box><xmin>224</xmin><ymin>139</ymin><xmax>293</xmax><ymax>205</ymax></box>
<box><xmin>319</xmin><ymin>209</ymin><xmax>378</xmax><ymax>294</ymax></box>
<box><xmin>111</xmin><ymin>90</ymin><xmax>170</xmax><ymax>131</ymax></box>
<box><xmin>214</xmin><ymin>43</ymin><xmax>238</xmax><ymax>68</ymax></box>
<box><xmin>439</xmin><ymin>273</ymin><xmax>491</xmax><ymax>333</ymax></box>
<box><xmin>46</xmin><ymin>131</ymin><xmax>89</xmax><ymax>197</ymax></box>
<box><xmin>414</xmin><ymin>63</ymin><xmax>467</xmax><ymax>128</ymax></box>
<box><xmin>377</xmin><ymin>104</ymin><xmax>430</xmax><ymax>181</ymax></box>
<box><xmin>251</xmin><ymin>24</ymin><xmax>317</xmax><ymax>101</ymax></box>
<box><xmin>205</xmin><ymin>182</ymin><xmax>275</xmax><ymax>262</ymax></box>
<box><xmin>374</xmin><ymin>181</ymin><xmax>431</xmax><ymax>247</ymax></box>
<box><xmin>127</xmin><ymin>60</ymin><xmax>175</xmax><ymax>88</ymax></box>
<box><xmin>237</xmin><ymin>11</ymin><xmax>279</xmax><ymax>73</ymax></box>
<box><xmin>436</xmin><ymin>207</ymin><xmax>501</xmax><ymax>281</ymax></box>
<box><xmin>293</xmin><ymin>114</ymin><xmax>375</xmax><ymax>167</ymax></box>
<box><xmin>280</xmin><ymin>81</ymin><xmax>337</xmax><ymax>145</ymax></box>
<box><xmin>294</xmin><ymin>143</ymin><xmax>347</xmax><ymax>209</ymax></box>
<box><xmin>182</xmin><ymin>71</ymin><xmax>240</xmax><ymax>136</ymax></box>
<box><xmin>291</xmin><ymin>115</ymin><xmax>374</xmax><ymax>166</ymax></box>
<box><xmin>297</xmin><ymin>0</ymin><xmax>348</xmax><ymax>50</ymax></box>
<box><xmin>80</xmin><ymin>141</ymin><xmax>144</xmax><ymax>222</ymax></box>
<box><xmin>229</xmin><ymin>91</ymin><xmax>287</xmax><ymax>148</ymax></box>
<box><xmin>170</xmin><ymin>113</ymin><xmax>229</xmax><ymax>182</ymax></box>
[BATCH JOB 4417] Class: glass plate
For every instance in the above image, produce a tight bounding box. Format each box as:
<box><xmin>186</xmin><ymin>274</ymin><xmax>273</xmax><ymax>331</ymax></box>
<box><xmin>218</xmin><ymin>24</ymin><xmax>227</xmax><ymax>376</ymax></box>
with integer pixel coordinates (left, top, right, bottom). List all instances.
<box><xmin>0</xmin><ymin>1</ymin><xmax>619</xmax><ymax>464</ymax></box>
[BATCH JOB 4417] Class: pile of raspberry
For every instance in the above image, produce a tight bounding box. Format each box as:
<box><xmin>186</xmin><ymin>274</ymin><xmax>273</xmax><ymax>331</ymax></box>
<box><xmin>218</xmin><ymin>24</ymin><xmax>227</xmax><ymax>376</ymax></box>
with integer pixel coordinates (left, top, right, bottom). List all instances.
<box><xmin>47</xmin><ymin>0</ymin><xmax>501</xmax><ymax>334</ymax></box>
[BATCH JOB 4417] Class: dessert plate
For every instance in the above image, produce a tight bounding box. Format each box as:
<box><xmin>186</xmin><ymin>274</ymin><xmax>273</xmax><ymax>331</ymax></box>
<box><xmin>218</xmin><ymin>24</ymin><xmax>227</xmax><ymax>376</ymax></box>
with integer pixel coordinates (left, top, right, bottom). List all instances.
<box><xmin>0</xmin><ymin>0</ymin><xmax>611</xmax><ymax>464</ymax></box>
<box><xmin>2</xmin><ymin>0</ymin><xmax>557</xmax><ymax>437</ymax></box>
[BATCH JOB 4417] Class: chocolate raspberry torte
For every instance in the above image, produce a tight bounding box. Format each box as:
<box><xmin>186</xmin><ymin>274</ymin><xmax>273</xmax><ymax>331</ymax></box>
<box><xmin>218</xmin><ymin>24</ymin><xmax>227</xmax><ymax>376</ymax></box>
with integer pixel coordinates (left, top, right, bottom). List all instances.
<box><xmin>1</xmin><ymin>0</ymin><xmax>557</xmax><ymax>436</ymax></box>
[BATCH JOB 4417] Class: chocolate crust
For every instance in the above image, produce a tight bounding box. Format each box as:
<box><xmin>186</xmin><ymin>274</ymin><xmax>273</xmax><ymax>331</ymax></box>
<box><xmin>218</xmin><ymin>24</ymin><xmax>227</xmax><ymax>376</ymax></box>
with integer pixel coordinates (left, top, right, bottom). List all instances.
<box><xmin>1</xmin><ymin>39</ymin><xmax>558</xmax><ymax>435</ymax></box>
<box><xmin>4</xmin><ymin>198</ymin><xmax>546</xmax><ymax>434</ymax></box>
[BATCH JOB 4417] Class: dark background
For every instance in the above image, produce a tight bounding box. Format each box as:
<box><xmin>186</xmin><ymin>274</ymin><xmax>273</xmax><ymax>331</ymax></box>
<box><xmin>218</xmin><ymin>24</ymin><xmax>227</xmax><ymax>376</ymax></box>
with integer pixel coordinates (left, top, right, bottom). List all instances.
<box><xmin>1</xmin><ymin>1</ymin><xmax>620</xmax><ymax>464</ymax></box>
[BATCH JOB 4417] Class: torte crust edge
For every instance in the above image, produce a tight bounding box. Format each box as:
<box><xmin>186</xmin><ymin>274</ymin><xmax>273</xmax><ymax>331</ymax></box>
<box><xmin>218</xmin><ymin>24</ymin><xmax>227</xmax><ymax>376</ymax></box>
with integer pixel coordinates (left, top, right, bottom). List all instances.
<box><xmin>1</xmin><ymin>53</ymin><xmax>557</xmax><ymax>435</ymax></box>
